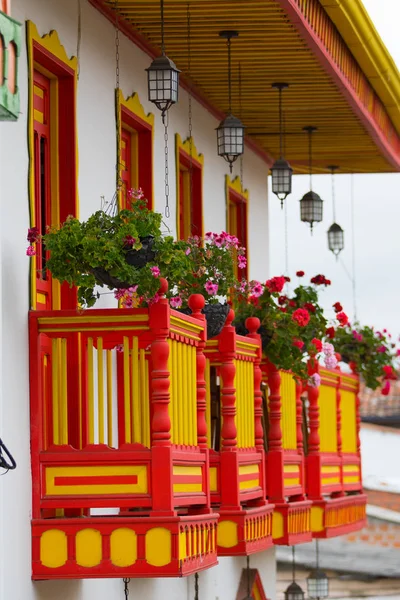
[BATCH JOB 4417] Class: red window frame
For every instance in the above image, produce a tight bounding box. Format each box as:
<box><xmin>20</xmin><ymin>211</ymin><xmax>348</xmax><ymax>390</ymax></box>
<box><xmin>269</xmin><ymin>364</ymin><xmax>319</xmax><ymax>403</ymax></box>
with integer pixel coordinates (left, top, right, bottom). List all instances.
<box><xmin>228</xmin><ymin>186</ymin><xmax>248</xmax><ymax>280</ymax></box>
<box><xmin>177</xmin><ymin>147</ymin><xmax>203</xmax><ymax>241</ymax></box>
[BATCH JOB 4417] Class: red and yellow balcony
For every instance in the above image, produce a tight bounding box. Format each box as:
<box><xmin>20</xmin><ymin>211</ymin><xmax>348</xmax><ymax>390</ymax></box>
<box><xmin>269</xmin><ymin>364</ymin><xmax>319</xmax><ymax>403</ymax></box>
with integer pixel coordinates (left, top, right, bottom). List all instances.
<box><xmin>204</xmin><ymin>314</ymin><xmax>274</xmax><ymax>556</ymax></box>
<box><xmin>261</xmin><ymin>362</ymin><xmax>312</xmax><ymax>545</ymax></box>
<box><xmin>306</xmin><ymin>366</ymin><xmax>367</xmax><ymax>538</ymax></box>
<box><xmin>29</xmin><ymin>290</ymin><xmax>218</xmax><ymax>580</ymax></box>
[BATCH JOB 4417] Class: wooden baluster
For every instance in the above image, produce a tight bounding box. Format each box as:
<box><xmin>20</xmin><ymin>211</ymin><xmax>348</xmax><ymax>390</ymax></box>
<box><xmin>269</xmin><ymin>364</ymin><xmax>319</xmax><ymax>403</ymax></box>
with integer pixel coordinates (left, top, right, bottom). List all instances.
<box><xmin>336</xmin><ymin>375</ymin><xmax>342</xmax><ymax>455</ymax></box>
<box><xmin>149</xmin><ymin>279</ymin><xmax>171</xmax><ymax>446</ymax></box>
<box><xmin>307</xmin><ymin>359</ymin><xmax>320</xmax><ymax>455</ymax></box>
<box><xmin>149</xmin><ymin>279</ymin><xmax>174</xmax><ymax>515</ymax></box>
<box><xmin>219</xmin><ymin>309</ymin><xmax>237</xmax><ymax>450</ymax></box>
<box><xmin>189</xmin><ymin>294</ymin><xmax>208</xmax><ymax>449</ymax></box>
<box><xmin>246</xmin><ymin>317</ymin><xmax>264</xmax><ymax>451</ymax></box>
<box><xmin>266</xmin><ymin>361</ymin><xmax>283</xmax><ymax>451</ymax></box>
<box><xmin>295</xmin><ymin>378</ymin><xmax>304</xmax><ymax>453</ymax></box>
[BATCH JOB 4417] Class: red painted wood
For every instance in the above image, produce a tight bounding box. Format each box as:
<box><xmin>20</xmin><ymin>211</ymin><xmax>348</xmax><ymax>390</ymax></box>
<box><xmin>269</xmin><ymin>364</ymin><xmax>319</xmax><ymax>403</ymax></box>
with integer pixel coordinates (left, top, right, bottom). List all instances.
<box><xmin>245</xmin><ymin>317</ymin><xmax>264</xmax><ymax>451</ymax></box>
<box><xmin>188</xmin><ymin>294</ymin><xmax>208</xmax><ymax>449</ymax></box>
<box><xmin>219</xmin><ymin>310</ymin><xmax>237</xmax><ymax>450</ymax></box>
<box><xmin>265</xmin><ymin>361</ymin><xmax>282</xmax><ymax>451</ymax></box>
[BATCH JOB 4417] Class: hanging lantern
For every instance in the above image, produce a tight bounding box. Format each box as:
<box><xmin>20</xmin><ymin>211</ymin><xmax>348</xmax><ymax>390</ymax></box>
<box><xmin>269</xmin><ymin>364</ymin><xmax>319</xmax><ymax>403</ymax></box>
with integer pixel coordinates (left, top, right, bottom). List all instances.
<box><xmin>284</xmin><ymin>582</ymin><xmax>305</xmax><ymax>600</ymax></box>
<box><xmin>300</xmin><ymin>126</ymin><xmax>323</xmax><ymax>233</ymax></box>
<box><xmin>146</xmin><ymin>0</ymin><xmax>180</xmax><ymax>120</ymax></box>
<box><xmin>307</xmin><ymin>569</ymin><xmax>329</xmax><ymax>599</ymax></box>
<box><xmin>270</xmin><ymin>83</ymin><xmax>292</xmax><ymax>207</ymax></box>
<box><xmin>327</xmin><ymin>165</ymin><xmax>344</xmax><ymax>258</ymax></box>
<box><xmin>216</xmin><ymin>30</ymin><xmax>245</xmax><ymax>172</ymax></box>
<box><xmin>327</xmin><ymin>223</ymin><xmax>344</xmax><ymax>257</ymax></box>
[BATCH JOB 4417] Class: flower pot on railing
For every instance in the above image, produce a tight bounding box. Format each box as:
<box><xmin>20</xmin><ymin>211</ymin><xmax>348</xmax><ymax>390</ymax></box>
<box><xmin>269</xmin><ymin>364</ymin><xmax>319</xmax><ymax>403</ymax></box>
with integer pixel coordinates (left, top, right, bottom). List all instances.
<box><xmin>179</xmin><ymin>302</ymin><xmax>230</xmax><ymax>339</ymax></box>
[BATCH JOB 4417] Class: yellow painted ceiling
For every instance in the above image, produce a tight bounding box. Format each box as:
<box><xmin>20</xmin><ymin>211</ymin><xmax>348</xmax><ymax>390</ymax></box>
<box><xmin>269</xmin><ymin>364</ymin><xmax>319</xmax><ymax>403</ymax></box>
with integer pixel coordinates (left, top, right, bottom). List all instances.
<box><xmin>106</xmin><ymin>0</ymin><xmax>398</xmax><ymax>174</ymax></box>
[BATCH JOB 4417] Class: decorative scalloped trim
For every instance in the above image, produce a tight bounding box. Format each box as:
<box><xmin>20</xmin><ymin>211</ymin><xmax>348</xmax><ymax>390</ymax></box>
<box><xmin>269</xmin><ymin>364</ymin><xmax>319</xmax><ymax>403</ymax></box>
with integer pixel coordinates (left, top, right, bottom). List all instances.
<box><xmin>117</xmin><ymin>88</ymin><xmax>154</xmax><ymax>128</ymax></box>
<box><xmin>27</xmin><ymin>21</ymin><xmax>77</xmax><ymax>70</ymax></box>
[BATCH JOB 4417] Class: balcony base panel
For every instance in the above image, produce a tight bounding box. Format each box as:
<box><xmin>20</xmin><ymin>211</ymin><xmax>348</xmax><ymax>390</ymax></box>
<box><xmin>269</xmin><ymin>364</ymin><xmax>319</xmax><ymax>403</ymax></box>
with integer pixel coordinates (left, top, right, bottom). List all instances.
<box><xmin>272</xmin><ymin>500</ymin><xmax>312</xmax><ymax>545</ymax></box>
<box><xmin>216</xmin><ymin>504</ymin><xmax>274</xmax><ymax>556</ymax></box>
<box><xmin>32</xmin><ymin>513</ymin><xmax>218</xmax><ymax>580</ymax></box>
<box><xmin>311</xmin><ymin>494</ymin><xmax>367</xmax><ymax>538</ymax></box>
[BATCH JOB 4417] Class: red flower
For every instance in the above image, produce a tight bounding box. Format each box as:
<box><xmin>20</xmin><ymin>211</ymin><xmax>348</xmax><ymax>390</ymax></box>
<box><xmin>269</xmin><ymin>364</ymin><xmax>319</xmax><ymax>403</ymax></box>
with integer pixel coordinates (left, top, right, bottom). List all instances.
<box><xmin>280</xmin><ymin>307</ymin><xmax>287</xmax><ymax>313</ymax></box>
<box><xmin>304</xmin><ymin>302</ymin><xmax>316</xmax><ymax>313</ymax></box>
<box><xmin>292</xmin><ymin>308</ymin><xmax>310</xmax><ymax>327</ymax></box>
<box><xmin>311</xmin><ymin>274</ymin><xmax>331</xmax><ymax>286</ymax></box>
<box><xmin>349</xmin><ymin>361</ymin><xmax>358</xmax><ymax>373</ymax></box>
<box><xmin>333</xmin><ymin>302</ymin><xmax>342</xmax><ymax>313</ymax></box>
<box><xmin>249</xmin><ymin>295</ymin><xmax>260</xmax><ymax>307</ymax></box>
<box><xmin>284</xmin><ymin>276</ymin><xmax>291</xmax><ymax>282</ymax></box>
<box><xmin>296</xmin><ymin>270</ymin><xmax>305</xmax><ymax>277</ymax></box>
<box><xmin>265</xmin><ymin>276</ymin><xmax>286</xmax><ymax>294</ymax></box>
<box><xmin>278</xmin><ymin>295</ymin><xmax>287</xmax><ymax>305</ymax></box>
<box><xmin>326</xmin><ymin>327</ymin><xmax>335</xmax><ymax>339</ymax></box>
<box><xmin>292</xmin><ymin>339</ymin><xmax>304</xmax><ymax>350</ymax></box>
<box><xmin>27</xmin><ymin>227</ymin><xmax>40</xmax><ymax>243</ymax></box>
<box><xmin>383</xmin><ymin>365</ymin><xmax>397</xmax><ymax>380</ymax></box>
<box><xmin>326</xmin><ymin>279</ymin><xmax>332</xmax><ymax>286</ymax></box>
<box><xmin>311</xmin><ymin>338</ymin><xmax>323</xmax><ymax>352</ymax></box>
<box><xmin>336</xmin><ymin>312</ymin><xmax>349</xmax><ymax>327</ymax></box>
<box><xmin>289</xmin><ymin>300</ymin><xmax>297</xmax><ymax>308</ymax></box>
<box><xmin>382</xmin><ymin>380</ymin><xmax>391</xmax><ymax>396</ymax></box>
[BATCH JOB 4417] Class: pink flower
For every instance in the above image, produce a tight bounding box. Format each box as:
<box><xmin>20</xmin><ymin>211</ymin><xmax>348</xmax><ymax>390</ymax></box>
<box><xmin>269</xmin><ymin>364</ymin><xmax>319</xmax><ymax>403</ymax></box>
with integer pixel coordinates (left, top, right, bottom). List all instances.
<box><xmin>292</xmin><ymin>339</ymin><xmax>304</xmax><ymax>350</ymax></box>
<box><xmin>26</xmin><ymin>245</ymin><xmax>36</xmax><ymax>256</ymax></box>
<box><xmin>308</xmin><ymin>373</ymin><xmax>321</xmax><ymax>388</ymax></box>
<box><xmin>27</xmin><ymin>227</ymin><xmax>40</xmax><ymax>243</ymax></box>
<box><xmin>205</xmin><ymin>232</ymin><xmax>214</xmax><ymax>241</ymax></box>
<box><xmin>238</xmin><ymin>280</ymin><xmax>247</xmax><ymax>293</ymax></box>
<box><xmin>238</xmin><ymin>255</ymin><xmax>247</xmax><ymax>269</ymax></box>
<box><xmin>397</xmin><ymin>349</ymin><xmax>400</xmax><ymax>357</ymax></box>
<box><xmin>185</xmin><ymin>247</ymin><xmax>191</xmax><ymax>255</ymax></box>
<box><xmin>170</xmin><ymin>296</ymin><xmax>183</xmax><ymax>309</ymax></box>
<box><xmin>204</xmin><ymin>281</ymin><xmax>218</xmax><ymax>296</ymax></box>
<box><xmin>129</xmin><ymin>187</ymin><xmax>144</xmax><ymax>199</ymax></box>
<box><xmin>115</xmin><ymin>344</ymin><xmax>124</xmax><ymax>353</ymax></box>
<box><xmin>323</xmin><ymin>342</ymin><xmax>335</xmax><ymax>356</ymax></box>
<box><xmin>213</xmin><ymin>235</ymin><xmax>224</xmax><ymax>247</ymax></box>
<box><xmin>251</xmin><ymin>282</ymin><xmax>263</xmax><ymax>298</ymax></box>
<box><xmin>148</xmin><ymin>293</ymin><xmax>161</xmax><ymax>305</ymax></box>
<box><xmin>123</xmin><ymin>235</ymin><xmax>136</xmax><ymax>247</ymax></box>
<box><xmin>382</xmin><ymin>380</ymin><xmax>391</xmax><ymax>396</ymax></box>
<box><xmin>352</xmin><ymin>330</ymin><xmax>363</xmax><ymax>342</ymax></box>
<box><xmin>377</xmin><ymin>345</ymin><xmax>386</xmax><ymax>353</ymax></box>
<box><xmin>150</xmin><ymin>266</ymin><xmax>160</xmax><ymax>278</ymax></box>
<box><xmin>325</xmin><ymin>354</ymin><xmax>338</xmax><ymax>370</ymax></box>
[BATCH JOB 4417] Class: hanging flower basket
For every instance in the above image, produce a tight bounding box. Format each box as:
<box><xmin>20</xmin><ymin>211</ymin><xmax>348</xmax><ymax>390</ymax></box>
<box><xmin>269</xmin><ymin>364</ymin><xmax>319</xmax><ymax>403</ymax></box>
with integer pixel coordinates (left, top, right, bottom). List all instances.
<box><xmin>92</xmin><ymin>235</ymin><xmax>156</xmax><ymax>289</ymax></box>
<box><xmin>234</xmin><ymin>321</ymin><xmax>272</xmax><ymax>352</ymax></box>
<box><xmin>179</xmin><ymin>303</ymin><xmax>230</xmax><ymax>339</ymax></box>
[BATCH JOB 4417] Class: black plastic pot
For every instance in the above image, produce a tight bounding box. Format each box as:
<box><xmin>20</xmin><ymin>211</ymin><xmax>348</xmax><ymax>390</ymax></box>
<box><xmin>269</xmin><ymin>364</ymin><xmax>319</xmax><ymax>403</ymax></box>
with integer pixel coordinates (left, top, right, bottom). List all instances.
<box><xmin>92</xmin><ymin>235</ymin><xmax>156</xmax><ymax>289</ymax></box>
<box><xmin>179</xmin><ymin>303</ymin><xmax>230</xmax><ymax>339</ymax></box>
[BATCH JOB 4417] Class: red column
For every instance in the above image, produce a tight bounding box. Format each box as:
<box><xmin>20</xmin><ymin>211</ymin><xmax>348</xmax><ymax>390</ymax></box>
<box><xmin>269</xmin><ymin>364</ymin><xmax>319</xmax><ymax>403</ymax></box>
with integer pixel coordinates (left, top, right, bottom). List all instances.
<box><xmin>189</xmin><ymin>294</ymin><xmax>208</xmax><ymax>449</ymax></box>
<box><xmin>306</xmin><ymin>359</ymin><xmax>322</xmax><ymax>500</ymax></box>
<box><xmin>149</xmin><ymin>279</ymin><xmax>174</xmax><ymax>515</ymax></box>
<box><xmin>295</xmin><ymin>379</ymin><xmax>304</xmax><ymax>453</ymax></box>
<box><xmin>266</xmin><ymin>361</ymin><xmax>282</xmax><ymax>451</ymax></box>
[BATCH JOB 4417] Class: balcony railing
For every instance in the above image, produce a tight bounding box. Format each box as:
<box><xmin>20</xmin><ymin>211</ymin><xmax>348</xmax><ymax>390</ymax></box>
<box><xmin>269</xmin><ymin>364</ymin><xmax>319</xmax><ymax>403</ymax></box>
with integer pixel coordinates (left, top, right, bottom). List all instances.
<box><xmin>204</xmin><ymin>313</ymin><xmax>274</xmax><ymax>556</ymax></box>
<box><xmin>305</xmin><ymin>366</ymin><xmax>367</xmax><ymax>538</ymax></box>
<box><xmin>29</xmin><ymin>288</ymin><xmax>218</xmax><ymax>580</ymax></box>
<box><xmin>261</xmin><ymin>362</ymin><xmax>312</xmax><ymax>545</ymax></box>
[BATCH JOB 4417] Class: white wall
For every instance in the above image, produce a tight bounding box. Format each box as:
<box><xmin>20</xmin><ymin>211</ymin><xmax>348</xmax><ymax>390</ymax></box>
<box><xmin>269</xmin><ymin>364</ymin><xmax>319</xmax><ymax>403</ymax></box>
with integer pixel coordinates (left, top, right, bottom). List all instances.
<box><xmin>361</xmin><ymin>425</ymin><xmax>400</xmax><ymax>492</ymax></box>
<box><xmin>0</xmin><ymin>0</ymin><xmax>273</xmax><ymax>599</ymax></box>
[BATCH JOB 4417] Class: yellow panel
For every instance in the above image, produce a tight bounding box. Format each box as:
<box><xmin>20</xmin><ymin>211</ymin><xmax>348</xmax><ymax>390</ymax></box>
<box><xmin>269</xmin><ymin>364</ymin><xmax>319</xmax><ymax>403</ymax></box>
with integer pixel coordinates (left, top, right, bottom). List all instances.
<box><xmin>110</xmin><ymin>528</ymin><xmax>137</xmax><ymax>567</ymax></box>
<box><xmin>272</xmin><ymin>511</ymin><xmax>284</xmax><ymax>540</ymax></box>
<box><xmin>36</xmin><ymin>292</ymin><xmax>47</xmax><ymax>305</ymax></box>
<box><xmin>341</xmin><ymin>390</ymin><xmax>357</xmax><ymax>453</ymax></box>
<box><xmin>311</xmin><ymin>506</ymin><xmax>325</xmax><ymax>533</ymax></box>
<box><xmin>76</xmin><ymin>529</ymin><xmax>102</xmax><ymax>567</ymax></box>
<box><xmin>173</xmin><ymin>466</ymin><xmax>202</xmax><ymax>476</ymax></box>
<box><xmin>45</xmin><ymin>464</ymin><xmax>148</xmax><ymax>495</ymax></box>
<box><xmin>145</xmin><ymin>528</ymin><xmax>171</xmax><ymax>567</ymax></box>
<box><xmin>174</xmin><ymin>484</ymin><xmax>203</xmax><ymax>492</ymax></box>
<box><xmin>40</xmin><ymin>529</ymin><xmax>67</xmax><ymax>568</ymax></box>
<box><xmin>179</xmin><ymin>531</ymin><xmax>187</xmax><ymax>560</ymax></box>
<box><xmin>210</xmin><ymin>467</ymin><xmax>218</xmax><ymax>492</ymax></box>
<box><xmin>280</xmin><ymin>371</ymin><xmax>297</xmax><ymax>450</ymax></box>
<box><xmin>318</xmin><ymin>384</ymin><xmax>337</xmax><ymax>452</ymax></box>
<box><xmin>217</xmin><ymin>520</ymin><xmax>238</xmax><ymax>549</ymax></box>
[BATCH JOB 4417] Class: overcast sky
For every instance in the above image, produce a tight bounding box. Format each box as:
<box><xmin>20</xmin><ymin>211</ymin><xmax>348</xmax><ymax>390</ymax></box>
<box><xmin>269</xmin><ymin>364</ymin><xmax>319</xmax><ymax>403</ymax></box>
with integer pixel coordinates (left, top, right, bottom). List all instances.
<box><xmin>269</xmin><ymin>0</ymin><xmax>400</xmax><ymax>340</ymax></box>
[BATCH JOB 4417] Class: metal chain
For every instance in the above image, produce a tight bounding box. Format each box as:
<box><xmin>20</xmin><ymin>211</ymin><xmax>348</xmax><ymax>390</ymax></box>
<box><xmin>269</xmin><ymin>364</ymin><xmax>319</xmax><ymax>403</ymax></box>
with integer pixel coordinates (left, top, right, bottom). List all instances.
<box><xmin>187</xmin><ymin>2</ymin><xmax>194</xmax><ymax>233</ymax></box>
<box><xmin>246</xmin><ymin>556</ymin><xmax>251</xmax><ymax>599</ymax></box>
<box><xmin>123</xmin><ymin>578</ymin><xmax>130</xmax><ymax>599</ymax></box>
<box><xmin>163</xmin><ymin>110</ymin><xmax>170</xmax><ymax>218</ymax></box>
<box><xmin>284</xmin><ymin>200</ymin><xmax>289</xmax><ymax>279</ymax></box>
<box><xmin>114</xmin><ymin>0</ymin><xmax>124</xmax><ymax>211</ymax></box>
<box><xmin>194</xmin><ymin>572</ymin><xmax>199</xmax><ymax>600</ymax></box>
<box><xmin>331</xmin><ymin>167</ymin><xmax>336</xmax><ymax>222</ymax></box>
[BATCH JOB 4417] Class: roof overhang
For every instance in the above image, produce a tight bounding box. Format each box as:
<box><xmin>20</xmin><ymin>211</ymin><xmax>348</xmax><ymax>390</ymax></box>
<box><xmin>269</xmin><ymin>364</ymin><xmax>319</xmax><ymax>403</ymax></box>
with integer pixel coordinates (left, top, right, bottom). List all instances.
<box><xmin>90</xmin><ymin>0</ymin><xmax>400</xmax><ymax>174</ymax></box>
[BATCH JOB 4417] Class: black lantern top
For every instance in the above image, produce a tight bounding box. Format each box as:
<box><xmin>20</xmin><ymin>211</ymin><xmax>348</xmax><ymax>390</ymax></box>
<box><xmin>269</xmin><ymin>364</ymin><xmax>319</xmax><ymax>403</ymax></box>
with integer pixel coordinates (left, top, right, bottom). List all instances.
<box><xmin>270</xmin><ymin>83</ymin><xmax>293</xmax><ymax>207</ymax></box>
<box><xmin>216</xmin><ymin>30</ymin><xmax>245</xmax><ymax>172</ymax></box>
<box><xmin>284</xmin><ymin>581</ymin><xmax>305</xmax><ymax>600</ymax></box>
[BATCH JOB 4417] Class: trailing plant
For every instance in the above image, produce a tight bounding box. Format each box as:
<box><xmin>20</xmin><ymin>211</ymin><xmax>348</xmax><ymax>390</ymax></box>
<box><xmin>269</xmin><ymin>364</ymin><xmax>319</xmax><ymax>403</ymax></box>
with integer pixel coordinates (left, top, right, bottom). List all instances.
<box><xmin>26</xmin><ymin>190</ymin><xmax>189</xmax><ymax>308</ymax></box>
<box><xmin>233</xmin><ymin>271</ymin><xmax>341</xmax><ymax>380</ymax></box>
<box><xmin>332</xmin><ymin>323</ymin><xmax>399</xmax><ymax>391</ymax></box>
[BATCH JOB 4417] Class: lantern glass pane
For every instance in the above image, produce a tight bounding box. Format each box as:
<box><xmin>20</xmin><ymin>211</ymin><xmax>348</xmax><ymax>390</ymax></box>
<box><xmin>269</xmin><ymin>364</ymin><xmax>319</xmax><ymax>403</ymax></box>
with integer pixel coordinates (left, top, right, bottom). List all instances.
<box><xmin>300</xmin><ymin>193</ymin><xmax>323</xmax><ymax>224</ymax></box>
<box><xmin>307</xmin><ymin>574</ymin><xmax>329</xmax><ymax>599</ymax></box>
<box><xmin>272</xmin><ymin>167</ymin><xmax>292</xmax><ymax>196</ymax></box>
<box><xmin>217</xmin><ymin>123</ymin><xmax>245</xmax><ymax>160</ymax></box>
